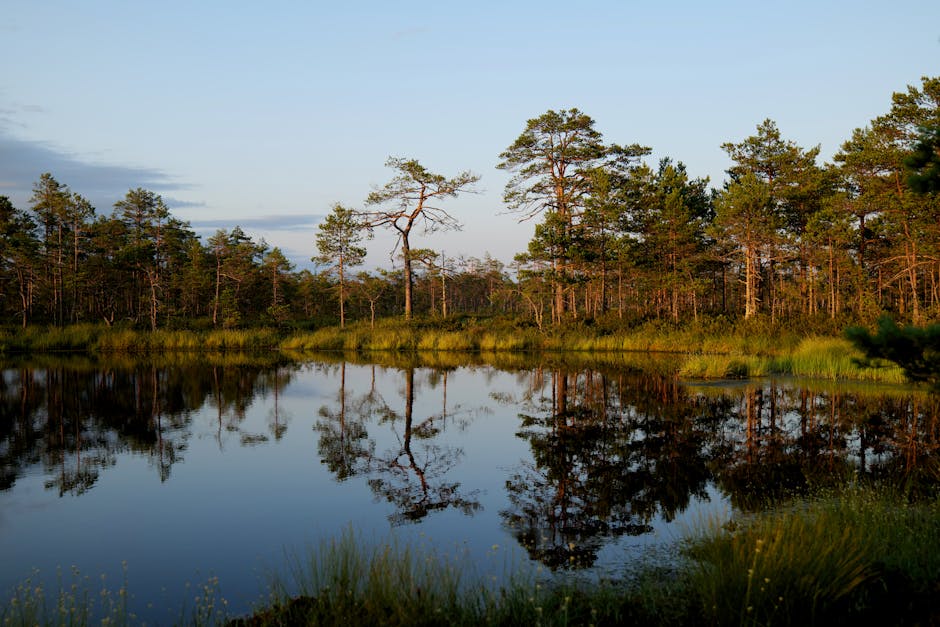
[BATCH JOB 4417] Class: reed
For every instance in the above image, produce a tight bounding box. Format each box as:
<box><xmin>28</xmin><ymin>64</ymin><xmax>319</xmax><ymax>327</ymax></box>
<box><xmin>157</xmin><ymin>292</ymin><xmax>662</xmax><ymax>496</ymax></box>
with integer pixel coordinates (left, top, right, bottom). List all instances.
<box><xmin>681</xmin><ymin>487</ymin><xmax>940</xmax><ymax>626</ymax></box>
<box><xmin>3</xmin><ymin>324</ymin><xmax>105</xmax><ymax>352</ymax></box>
<box><xmin>245</xmin><ymin>530</ymin><xmax>651</xmax><ymax>627</ymax></box>
<box><xmin>416</xmin><ymin>331</ymin><xmax>476</xmax><ymax>351</ymax></box>
<box><xmin>679</xmin><ymin>355</ymin><xmax>758</xmax><ymax>379</ymax></box>
<box><xmin>679</xmin><ymin>337</ymin><xmax>908</xmax><ymax>383</ymax></box>
<box><xmin>779</xmin><ymin>336</ymin><xmax>906</xmax><ymax>382</ymax></box>
<box><xmin>203</xmin><ymin>329</ymin><xmax>279</xmax><ymax>351</ymax></box>
<box><xmin>684</xmin><ymin>507</ymin><xmax>872</xmax><ymax>624</ymax></box>
<box><xmin>0</xmin><ymin>565</ymin><xmax>229</xmax><ymax>627</ymax></box>
<box><xmin>95</xmin><ymin>328</ymin><xmax>147</xmax><ymax>352</ymax></box>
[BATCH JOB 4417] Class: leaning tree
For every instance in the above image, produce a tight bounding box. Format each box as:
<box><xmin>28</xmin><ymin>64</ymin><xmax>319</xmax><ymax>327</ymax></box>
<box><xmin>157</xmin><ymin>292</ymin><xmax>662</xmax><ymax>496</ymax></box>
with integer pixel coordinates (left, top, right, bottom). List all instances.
<box><xmin>361</xmin><ymin>157</ymin><xmax>478</xmax><ymax>320</ymax></box>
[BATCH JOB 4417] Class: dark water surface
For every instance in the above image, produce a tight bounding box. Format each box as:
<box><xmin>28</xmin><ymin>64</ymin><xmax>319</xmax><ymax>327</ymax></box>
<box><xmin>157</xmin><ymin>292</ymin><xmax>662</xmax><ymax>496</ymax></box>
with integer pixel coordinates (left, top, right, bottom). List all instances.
<box><xmin>1</xmin><ymin>353</ymin><xmax>937</xmax><ymax>622</ymax></box>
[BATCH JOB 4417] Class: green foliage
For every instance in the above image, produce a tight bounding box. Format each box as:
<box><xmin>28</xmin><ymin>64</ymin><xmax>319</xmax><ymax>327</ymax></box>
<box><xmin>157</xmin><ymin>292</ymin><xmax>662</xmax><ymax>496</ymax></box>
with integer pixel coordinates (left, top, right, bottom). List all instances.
<box><xmin>497</xmin><ymin>108</ymin><xmax>650</xmax><ymax>218</ymax></box>
<box><xmin>315</xmin><ymin>203</ymin><xmax>369</xmax><ymax>327</ymax></box>
<box><xmin>905</xmin><ymin>125</ymin><xmax>940</xmax><ymax>193</ymax></box>
<box><xmin>846</xmin><ymin>317</ymin><xmax>940</xmax><ymax>389</ymax></box>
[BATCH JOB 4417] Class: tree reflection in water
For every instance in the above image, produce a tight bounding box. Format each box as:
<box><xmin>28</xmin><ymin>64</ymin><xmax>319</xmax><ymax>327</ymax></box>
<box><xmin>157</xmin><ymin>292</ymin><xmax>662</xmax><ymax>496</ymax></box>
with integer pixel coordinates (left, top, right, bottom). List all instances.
<box><xmin>500</xmin><ymin>368</ymin><xmax>723</xmax><ymax>569</ymax></box>
<box><xmin>0</xmin><ymin>354</ymin><xmax>295</xmax><ymax>494</ymax></box>
<box><xmin>707</xmin><ymin>382</ymin><xmax>940</xmax><ymax>508</ymax></box>
<box><xmin>499</xmin><ymin>367</ymin><xmax>940</xmax><ymax>570</ymax></box>
<box><xmin>315</xmin><ymin>362</ymin><xmax>372</xmax><ymax>481</ymax></box>
<box><xmin>1</xmin><ymin>355</ymin><xmax>937</xmax><ymax>559</ymax></box>
<box><xmin>316</xmin><ymin>364</ymin><xmax>481</xmax><ymax>525</ymax></box>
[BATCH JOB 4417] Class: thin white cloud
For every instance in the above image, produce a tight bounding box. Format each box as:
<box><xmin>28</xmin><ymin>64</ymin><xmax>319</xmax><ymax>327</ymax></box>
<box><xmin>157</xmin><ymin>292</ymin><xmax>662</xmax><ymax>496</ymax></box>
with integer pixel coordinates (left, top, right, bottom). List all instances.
<box><xmin>189</xmin><ymin>214</ymin><xmax>324</xmax><ymax>231</ymax></box>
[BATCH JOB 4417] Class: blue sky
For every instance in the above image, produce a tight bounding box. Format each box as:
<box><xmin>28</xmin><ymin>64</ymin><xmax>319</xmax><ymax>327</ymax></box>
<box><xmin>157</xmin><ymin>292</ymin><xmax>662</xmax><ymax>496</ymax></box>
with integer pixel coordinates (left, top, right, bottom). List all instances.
<box><xmin>1</xmin><ymin>1</ymin><xmax>938</xmax><ymax>270</ymax></box>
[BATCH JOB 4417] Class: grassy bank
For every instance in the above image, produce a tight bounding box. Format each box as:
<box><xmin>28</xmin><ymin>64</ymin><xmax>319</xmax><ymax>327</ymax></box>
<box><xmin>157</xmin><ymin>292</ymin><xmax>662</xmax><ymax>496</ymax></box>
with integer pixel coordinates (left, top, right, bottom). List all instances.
<box><xmin>7</xmin><ymin>487</ymin><xmax>933</xmax><ymax>626</ymax></box>
<box><xmin>0</xmin><ymin>317</ymin><xmax>914</xmax><ymax>385</ymax></box>
<box><xmin>282</xmin><ymin>318</ymin><xmax>908</xmax><ymax>384</ymax></box>
<box><xmin>678</xmin><ymin>336</ymin><xmax>907</xmax><ymax>383</ymax></box>
<box><xmin>0</xmin><ymin>324</ymin><xmax>281</xmax><ymax>353</ymax></box>
<box><xmin>277</xmin><ymin>316</ymin><xmax>804</xmax><ymax>355</ymax></box>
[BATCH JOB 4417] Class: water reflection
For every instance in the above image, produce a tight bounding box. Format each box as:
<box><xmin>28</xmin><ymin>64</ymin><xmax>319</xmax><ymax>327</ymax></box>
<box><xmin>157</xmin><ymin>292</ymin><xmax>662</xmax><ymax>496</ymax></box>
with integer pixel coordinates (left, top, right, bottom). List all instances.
<box><xmin>0</xmin><ymin>353</ymin><xmax>937</xmax><ymax>575</ymax></box>
<box><xmin>492</xmin><ymin>366</ymin><xmax>940</xmax><ymax>569</ymax></box>
<box><xmin>315</xmin><ymin>363</ymin><xmax>481</xmax><ymax>524</ymax></box>
<box><xmin>704</xmin><ymin>382</ymin><xmax>940</xmax><ymax>507</ymax></box>
<box><xmin>0</xmin><ymin>354</ymin><xmax>297</xmax><ymax>493</ymax></box>
<box><xmin>499</xmin><ymin>368</ymin><xmax>726</xmax><ymax>569</ymax></box>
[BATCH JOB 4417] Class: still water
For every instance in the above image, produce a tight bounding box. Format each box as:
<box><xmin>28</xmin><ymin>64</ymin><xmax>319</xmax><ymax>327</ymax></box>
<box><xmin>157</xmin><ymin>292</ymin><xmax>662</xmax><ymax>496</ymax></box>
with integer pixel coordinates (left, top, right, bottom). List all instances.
<box><xmin>1</xmin><ymin>353</ymin><xmax>937</xmax><ymax>622</ymax></box>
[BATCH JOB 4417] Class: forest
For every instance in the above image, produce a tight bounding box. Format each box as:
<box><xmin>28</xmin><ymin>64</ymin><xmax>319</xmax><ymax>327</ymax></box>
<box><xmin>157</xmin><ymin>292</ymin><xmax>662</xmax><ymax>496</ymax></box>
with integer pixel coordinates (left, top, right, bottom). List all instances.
<box><xmin>1</xmin><ymin>76</ymin><xmax>938</xmax><ymax>333</ymax></box>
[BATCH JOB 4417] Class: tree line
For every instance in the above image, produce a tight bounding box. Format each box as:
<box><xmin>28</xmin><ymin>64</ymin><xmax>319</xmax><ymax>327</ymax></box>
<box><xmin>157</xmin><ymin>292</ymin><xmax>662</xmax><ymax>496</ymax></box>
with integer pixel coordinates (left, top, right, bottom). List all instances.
<box><xmin>1</xmin><ymin>76</ymin><xmax>938</xmax><ymax>330</ymax></box>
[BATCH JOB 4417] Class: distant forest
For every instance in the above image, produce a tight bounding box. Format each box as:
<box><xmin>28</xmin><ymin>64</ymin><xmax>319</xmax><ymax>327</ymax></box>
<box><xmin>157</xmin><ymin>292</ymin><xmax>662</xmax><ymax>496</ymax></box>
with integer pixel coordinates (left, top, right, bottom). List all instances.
<box><xmin>1</xmin><ymin>76</ymin><xmax>938</xmax><ymax>330</ymax></box>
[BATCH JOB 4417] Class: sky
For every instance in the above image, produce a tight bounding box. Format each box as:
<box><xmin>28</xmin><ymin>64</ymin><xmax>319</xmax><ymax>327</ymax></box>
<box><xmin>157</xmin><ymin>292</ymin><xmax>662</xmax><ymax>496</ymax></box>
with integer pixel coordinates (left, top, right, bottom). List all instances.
<box><xmin>1</xmin><ymin>0</ymin><xmax>938</xmax><ymax>271</ymax></box>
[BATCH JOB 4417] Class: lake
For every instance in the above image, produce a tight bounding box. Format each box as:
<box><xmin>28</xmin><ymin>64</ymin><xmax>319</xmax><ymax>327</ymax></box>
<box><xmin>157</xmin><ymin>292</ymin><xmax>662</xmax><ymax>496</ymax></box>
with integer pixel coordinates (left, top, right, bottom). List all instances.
<box><xmin>1</xmin><ymin>352</ymin><xmax>937</xmax><ymax>623</ymax></box>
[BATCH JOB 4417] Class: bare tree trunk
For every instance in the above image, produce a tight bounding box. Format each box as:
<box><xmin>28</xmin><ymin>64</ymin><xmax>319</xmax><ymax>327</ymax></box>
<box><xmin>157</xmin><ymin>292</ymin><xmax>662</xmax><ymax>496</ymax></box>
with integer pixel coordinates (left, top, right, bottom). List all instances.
<box><xmin>402</xmin><ymin>236</ymin><xmax>413</xmax><ymax>321</ymax></box>
<box><xmin>745</xmin><ymin>244</ymin><xmax>758</xmax><ymax>319</ymax></box>
<box><xmin>213</xmin><ymin>251</ymin><xmax>221</xmax><ymax>326</ymax></box>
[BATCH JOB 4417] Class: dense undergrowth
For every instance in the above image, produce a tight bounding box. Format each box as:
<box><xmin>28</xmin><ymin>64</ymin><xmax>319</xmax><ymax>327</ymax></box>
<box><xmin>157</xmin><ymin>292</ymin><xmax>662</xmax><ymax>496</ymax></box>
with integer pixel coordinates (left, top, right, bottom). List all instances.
<box><xmin>3</xmin><ymin>487</ymin><xmax>938</xmax><ymax>626</ymax></box>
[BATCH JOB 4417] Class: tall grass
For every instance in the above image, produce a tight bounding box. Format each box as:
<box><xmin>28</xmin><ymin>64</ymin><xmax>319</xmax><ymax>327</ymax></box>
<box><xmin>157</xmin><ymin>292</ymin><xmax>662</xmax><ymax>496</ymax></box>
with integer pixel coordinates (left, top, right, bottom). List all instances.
<box><xmin>0</xmin><ymin>324</ymin><xmax>104</xmax><ymax>352</ymax></box>
<box><xmin>681</xmin><ymin>487</ymin><xmax>940</xmax><ymax>625</ymax></box>
<box><xmin>279</xmin><ymin>319</ymin><xmax>546</xmax><ymax>353</ymax></box>
<box><xmin>678</xmin><ymin>355</ymin><xmax>771</xmax><ymax>379</ymax></box>
<box><xmin>245</xmin><ymin>530</ymin><xmax>650</xmax><ymax>627</ymax></box>
<box><xmin>678</xmin><ymin>337</ymin><xmax>908</xmax><ymax>384</ymax></box>
<box><xmin>0</xmin><ymin>325</ymin><xmax>282</xmax><ymax>354</ymax></box>
<box><xmin>0</xmin><ymin>566</ymin><xmax>229</xmax><ymax>627</ymax></box>
<box><xmin>777</xmin><ymin>336</ymin><xmax>906</xmax><ymax>382</ymax></box>
<box><xmin>684</xmin><ymin>508</ymin><xmax>872</xmax><ymax>625</ymax></box>
<box><xmin>263</xmin><ymin>530</ymin><xmax>478</xmax><ymax>625</ymax></box>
